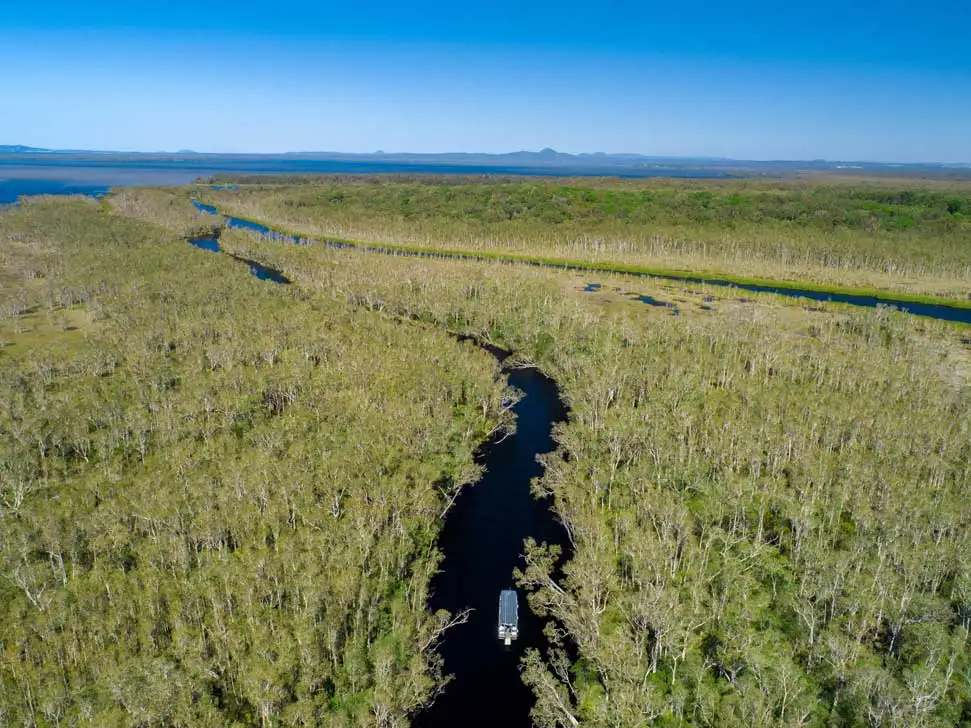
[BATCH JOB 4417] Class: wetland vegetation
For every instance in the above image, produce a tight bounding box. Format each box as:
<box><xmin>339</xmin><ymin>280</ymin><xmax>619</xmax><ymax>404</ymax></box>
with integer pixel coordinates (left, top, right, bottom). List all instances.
<box><xmin>196</xmin><ymin>175</ymin><xmax>971</xmax><ymax>304</ymax></box>
<box><xmin>208</xmin><ymin>186</ymin><xmax>971</xmax><ymax>727</ymax></box>
<box><xmin>2</xmin><ymin>181</ymin><xmax>970</xmax><ymax>727</ymax></box>
<box><xmin>0</xmin><ymin>196</ymin><xmax>509</xmax><ymax>726</ymax></box>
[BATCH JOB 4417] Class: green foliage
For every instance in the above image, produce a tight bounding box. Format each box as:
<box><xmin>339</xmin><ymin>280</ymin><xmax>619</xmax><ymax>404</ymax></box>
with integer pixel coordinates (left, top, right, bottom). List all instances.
<box><xmin>110</xmin><ymin>186</ymin><xmax>223</xmax><ymax>237</ymax></box>
<box><xmin>195</xmin><ymin>178</ymin><xmax>971</xmax><ymax>300</ymax></box>
<box><xmin>0</xmin><ymin>199</ymin><xmax>509</xmax><ymax>726</ymax></box>
<box><xmin>214</xmin><ymin>220</ymin><xmax>971</xmax><ymax>728</ymax></box>
<box><xmin>5</xmin><ymin>187</ymin><xmax>970</xmax><ymax>727</ymax></box>
<box><xmin>202</xmin><ymin>178</ymin><xmax>971</xmax><ymax>232</ymax></box>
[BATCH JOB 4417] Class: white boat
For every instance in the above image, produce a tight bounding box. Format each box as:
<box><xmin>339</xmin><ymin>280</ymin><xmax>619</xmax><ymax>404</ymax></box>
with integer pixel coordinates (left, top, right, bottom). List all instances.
<box><xmin>497</xmin><ymin>589</ymin><xmax>519</xmax><ymax>646</ymax></box>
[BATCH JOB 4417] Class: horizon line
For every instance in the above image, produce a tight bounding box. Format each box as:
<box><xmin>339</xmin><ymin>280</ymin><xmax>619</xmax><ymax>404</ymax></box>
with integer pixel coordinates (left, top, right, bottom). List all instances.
<box><xmin>2</xmin><ymin>144</ymin><xmax>970</xmax><ymax>168</ymax></box>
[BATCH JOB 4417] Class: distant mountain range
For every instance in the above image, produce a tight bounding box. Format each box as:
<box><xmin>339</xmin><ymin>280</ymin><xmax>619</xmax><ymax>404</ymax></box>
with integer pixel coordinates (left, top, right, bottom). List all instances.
<box><xmin>0</xmin><ymin>144</ymin><xmax>736</xmax><ymax>163</ymax></box>
<box><xmin>0</xmin><ymin>145</ymin><xmax>54</xmax><ymax>154</ymax></box>
<box><xmin>2</xmin><ymin>145</ymin><xmax>969</xmax><ymax>175</ymax></box>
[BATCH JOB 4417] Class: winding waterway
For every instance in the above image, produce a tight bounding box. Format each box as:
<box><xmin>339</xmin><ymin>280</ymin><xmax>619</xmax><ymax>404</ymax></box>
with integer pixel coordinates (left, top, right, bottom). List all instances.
<box><xmin>186</xmin><ymin>225</ymin><xmax>572</xmax><ymax>727</ymax></box>
<box><xmin>187</xmin><ymin>234</ymin><xmax>292</xmax><ymax>283</ymax></box>
<box><xmin>420</xmin><ymin>361</ymin><xmax>568</xmax><ymax>728</ymax></box>
<box><xmin>185</xmin><ymin>197</ymin><xmax>970</xmax><ymax>725</ymax></box>
<box><xmin>191</xmin><ymin>200</ymin><xmax>971</xmax><ymax>325</ymax></box>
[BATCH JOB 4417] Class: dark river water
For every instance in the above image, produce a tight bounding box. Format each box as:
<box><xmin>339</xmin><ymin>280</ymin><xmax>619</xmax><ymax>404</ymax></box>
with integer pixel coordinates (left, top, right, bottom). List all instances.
<box><xmin>192</xmin><ymin>200</ymin><xmax>971</xmax><ymax>325</ymax></box>
<box><xmin>187</xmin><ymin>224</ymin><xmax>571</xmax><ymax>726</ymax></box>
<box><xmin>419</xmin><ymin>362</ymin><xmax>568</xmax><ymax>728</ymax></box>
<box><xmin>187</xmin><ymin>235</ymin><xmax>291</xmax><ymax>283</ymax></box>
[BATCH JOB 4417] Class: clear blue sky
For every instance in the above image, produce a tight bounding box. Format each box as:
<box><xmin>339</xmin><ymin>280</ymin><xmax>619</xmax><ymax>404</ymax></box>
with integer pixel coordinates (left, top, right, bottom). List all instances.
<box><xmin>2</xmin><ymin>0</ymin><xmax>969</xmax><ymax>161</ymax></box>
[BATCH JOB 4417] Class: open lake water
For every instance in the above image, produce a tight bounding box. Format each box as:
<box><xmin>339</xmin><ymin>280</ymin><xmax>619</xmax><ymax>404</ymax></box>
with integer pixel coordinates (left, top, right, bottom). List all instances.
<box><xmin>0</xmin><ymin>154</ymin><xmax>731</xmax><ymax>206</ymax></box>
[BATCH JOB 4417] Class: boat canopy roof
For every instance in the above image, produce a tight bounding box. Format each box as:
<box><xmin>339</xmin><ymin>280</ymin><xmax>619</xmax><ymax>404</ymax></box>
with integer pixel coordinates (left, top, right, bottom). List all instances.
<box><xmin>499</xmin><ymin>589</ymin><xmax>518</xmax><ymax>626</ymax></box>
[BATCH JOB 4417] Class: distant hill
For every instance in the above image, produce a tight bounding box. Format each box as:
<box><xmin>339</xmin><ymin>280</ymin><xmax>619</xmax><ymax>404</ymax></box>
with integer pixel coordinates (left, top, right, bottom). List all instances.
<box><xmin>0</xmin><ymin>145</ymin><xmax>53</xmax><ymax>154</ymax></box>
<box><xmin>1</xmin><ymin>144</ymin><xmax>968</xmax><ymax>179</ymax></box>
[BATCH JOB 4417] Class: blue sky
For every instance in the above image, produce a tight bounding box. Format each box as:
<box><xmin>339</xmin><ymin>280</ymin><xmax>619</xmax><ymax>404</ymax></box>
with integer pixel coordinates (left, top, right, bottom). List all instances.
<box><xmin>2</xmin><ymin>1</ymin><xmax>969</xmax><ymax>161</ymax></box>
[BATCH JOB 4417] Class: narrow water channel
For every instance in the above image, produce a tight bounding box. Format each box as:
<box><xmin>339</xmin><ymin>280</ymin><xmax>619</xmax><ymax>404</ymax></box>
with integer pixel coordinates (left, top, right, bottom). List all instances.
<box><xmin>187</xmin><ymin>234</ymin><xmax>292</xmax><ymax>284</ymax></box>
<box><xmin>186</xmin><ymin>198</ymin><xmax>970</xmax><ymax>724</ymax></box>
<box><xmin>190</xmin><ymin>200</ymin><xmax>971</xmax><ymax>325</ymax></box>
<box><xmin>186</xmin><ymin>225</ymin><xmax>572</xmax><ymax>726</ymax></box>
<box><xmin>417</xmin><ymin>362</ymin><xmax>568</xmax><ymax>728</ymax></box>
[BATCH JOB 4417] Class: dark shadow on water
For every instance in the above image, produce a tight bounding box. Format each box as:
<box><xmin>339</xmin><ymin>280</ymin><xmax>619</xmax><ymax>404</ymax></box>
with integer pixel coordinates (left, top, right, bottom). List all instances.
<box><xmin>242</xmin><ymin>258</ymin><xmax>290</xmax><ymax>284</ymax></box>
<box><xmin>188</xmin><ymin>236</ymin><xmax>291</xmax><ymax>284</ymax></box>
<box><xmin>415</xmin><ymin>361</ymin><xmax>570</xmax><ymax>728</ymax></box>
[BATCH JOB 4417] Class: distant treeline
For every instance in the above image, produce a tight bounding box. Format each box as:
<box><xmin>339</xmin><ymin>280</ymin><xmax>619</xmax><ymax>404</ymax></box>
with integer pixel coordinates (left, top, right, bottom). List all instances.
<box><xmin>195</xmin><ymin>178</ymin><xmax>971</xmax><ymax>300</ymax></box>
<box><xmin>199</xmin><ymin>173</ymin><xmax>575</xmax><ymax>187</ymax></box>
<box><xmin>200</xmin><ymin>178</ymin><xmax>971</xmax><ymax>231</ymax></box>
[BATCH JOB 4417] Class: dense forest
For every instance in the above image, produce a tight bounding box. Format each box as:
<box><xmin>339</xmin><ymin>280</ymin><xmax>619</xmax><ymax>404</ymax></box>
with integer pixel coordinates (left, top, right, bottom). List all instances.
<box><xmin>214</xmin><ymin>203</ymin><xmax>971</xmax><ymax>728</ymax></box>
<box><xmin>2</xmin><ymin>184</ymin><xmax>969</xmax><ymax>727</ymax></box>
<box><xmin>0</xmin><ymin>197</ymin><xmax>510</xmax><ymax>726</ymax></box>
<box><xmin>195</xmin><ymin>177</ymin><xmax>971</xmax><ymax>301</ymax></box>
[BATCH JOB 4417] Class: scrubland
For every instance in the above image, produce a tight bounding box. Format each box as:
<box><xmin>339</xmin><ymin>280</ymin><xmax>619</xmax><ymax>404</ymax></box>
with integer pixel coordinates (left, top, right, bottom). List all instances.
<box><xmin>196</xmin><ymin>177</ymin><xmax>971</xmax><ymax>302</ymax></box>
<box><xmin>2</xmin><ymin>185</ymin><xmax>969</xmax><ymax>727</ymax></box>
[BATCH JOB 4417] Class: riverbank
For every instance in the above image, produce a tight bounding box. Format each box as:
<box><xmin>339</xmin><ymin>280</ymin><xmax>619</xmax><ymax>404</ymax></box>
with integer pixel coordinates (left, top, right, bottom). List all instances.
<box><xmin>205</xmin><ymin>207</ymin><xmax>971</xmax><ymax>728</ymax></box>
<box><xmin>193</xmin><ymin>177</ymin><xmax>971</xmax><ymax>304</ymax></box>
<box><xmin>194</xmin><ymin>201</ymin><xmax>971</xmax><ymax>324</ymax></box>
<box><xmin>0</xmin><ymin>196</ymin><xmax>511</xmax><ymax>726</ymax></box>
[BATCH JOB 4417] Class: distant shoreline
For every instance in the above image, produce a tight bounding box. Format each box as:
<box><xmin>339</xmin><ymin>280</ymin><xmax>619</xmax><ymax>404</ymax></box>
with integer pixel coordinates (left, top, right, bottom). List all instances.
<box><xmin>0</xmin><ymin>155</ymin><xmax>734</xmax><ymax>181</ymax></box>
<box><xmin>3</xmin><ymin>150</ymin><xmax>970</xmax><ymax>183</ymax></box>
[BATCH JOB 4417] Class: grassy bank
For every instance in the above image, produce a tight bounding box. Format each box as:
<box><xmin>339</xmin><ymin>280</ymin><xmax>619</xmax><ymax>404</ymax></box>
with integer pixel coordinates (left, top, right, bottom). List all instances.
<box><xmin>193</xmin><ymin>177</ymin><xmax>971</xmax><ymax>302</ymax></box>
<box><xmin>203</xmin><ymin>206</ymin><xmax>971</xmax><ymax>313</ymax></box>
<box><xmin>110</xmin><ymin>186</ymin><xmax>223</xmax><ymax>237</ymax></box>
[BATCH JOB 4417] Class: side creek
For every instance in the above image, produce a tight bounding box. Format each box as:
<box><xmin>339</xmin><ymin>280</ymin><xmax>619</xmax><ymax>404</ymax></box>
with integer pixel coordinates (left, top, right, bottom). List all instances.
<box><xmin>187</xmin><ymin>224</ymin><xmax>572</xmax><ymax>727</ymax></box>
<box><xmin>188</xmin><ymin>197</ymin><xmax>970</xmax><ymax>725</ymax></box>
<box><xmin>190</xmin><ymin>199</ymin><xmax>971</xmax><ymax>325</ymax></box>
